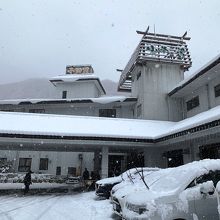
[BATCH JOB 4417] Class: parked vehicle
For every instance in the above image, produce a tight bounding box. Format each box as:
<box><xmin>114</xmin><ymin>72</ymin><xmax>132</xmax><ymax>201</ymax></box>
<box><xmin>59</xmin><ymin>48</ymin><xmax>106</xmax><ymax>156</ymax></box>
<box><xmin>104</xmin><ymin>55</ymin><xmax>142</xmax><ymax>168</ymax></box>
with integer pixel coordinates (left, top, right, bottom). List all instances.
<box><xmin>111</xmin><ymin>168</ymin><xmax>167</xmax><ymax>218</ymax></box>
<box><xmin>66</xmin><ymin>176</ymin><xmax>81</xmax><ymax>184</ymax></box>
<box><xmin>123</xmin><ymin>159</ymin><xmax>220</xmax><ymax>220</ymax></box>
<box><xmin>95</xmin><ymin>167</ymin><xmax>159</xmax><ymax>199</ymax></box>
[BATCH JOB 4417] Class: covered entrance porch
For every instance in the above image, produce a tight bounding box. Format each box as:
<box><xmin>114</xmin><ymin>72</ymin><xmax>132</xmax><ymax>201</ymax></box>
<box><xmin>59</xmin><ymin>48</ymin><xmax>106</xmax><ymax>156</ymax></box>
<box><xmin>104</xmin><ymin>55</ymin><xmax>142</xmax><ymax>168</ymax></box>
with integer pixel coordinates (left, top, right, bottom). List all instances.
<box><xmin>0</xmin><ymin>135</ymin><xmax>152</xmax><ymax>178</ymax></box>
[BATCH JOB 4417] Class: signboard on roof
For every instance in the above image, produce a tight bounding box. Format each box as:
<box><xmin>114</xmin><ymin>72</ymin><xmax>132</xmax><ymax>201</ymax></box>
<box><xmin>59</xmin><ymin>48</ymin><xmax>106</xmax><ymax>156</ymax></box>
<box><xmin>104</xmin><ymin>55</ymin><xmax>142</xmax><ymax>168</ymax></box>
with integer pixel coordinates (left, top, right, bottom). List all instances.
<box><xmin>66</xmin><ymin>65</ymin><xmax>94</xmax><ymax>74</ymax></box>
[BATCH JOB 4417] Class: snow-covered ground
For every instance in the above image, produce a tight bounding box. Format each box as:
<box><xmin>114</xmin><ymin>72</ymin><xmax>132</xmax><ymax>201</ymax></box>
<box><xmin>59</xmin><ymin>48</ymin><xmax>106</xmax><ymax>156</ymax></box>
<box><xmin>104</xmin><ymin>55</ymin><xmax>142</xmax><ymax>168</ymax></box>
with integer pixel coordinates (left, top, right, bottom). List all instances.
<box><xmin>0</xmin><ymin>192</ymin><xmax>116</xmax><ymax>220</ymax></box>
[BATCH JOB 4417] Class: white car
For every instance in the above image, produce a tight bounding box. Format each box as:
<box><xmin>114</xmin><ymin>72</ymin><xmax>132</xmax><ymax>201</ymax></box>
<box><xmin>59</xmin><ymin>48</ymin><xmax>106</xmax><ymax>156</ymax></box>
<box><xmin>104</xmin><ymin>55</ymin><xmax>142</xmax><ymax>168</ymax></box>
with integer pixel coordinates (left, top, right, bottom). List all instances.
<box><xmin>95</xmin><ymin>167</ymin><xmax>159</xmax><ymax>199</ymax></box>
<box><xmin>123</xmin><ymin>159</ymin><xmax>220</xmax><ymax>220</ymax></box>
<box><xmin>111</xmin><ymin>168</ymin><xmax>166</xmax><ymax>217</ymax></box>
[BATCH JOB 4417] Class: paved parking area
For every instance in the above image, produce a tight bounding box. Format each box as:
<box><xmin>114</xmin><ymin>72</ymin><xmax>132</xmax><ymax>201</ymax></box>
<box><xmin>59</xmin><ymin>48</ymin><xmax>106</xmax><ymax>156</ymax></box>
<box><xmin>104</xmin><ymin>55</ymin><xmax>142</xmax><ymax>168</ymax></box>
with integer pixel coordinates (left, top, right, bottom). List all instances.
<box><xmin>0</xmin><ymin>192</ymin><xmax>118</xmax><ymax>220</ymax></box>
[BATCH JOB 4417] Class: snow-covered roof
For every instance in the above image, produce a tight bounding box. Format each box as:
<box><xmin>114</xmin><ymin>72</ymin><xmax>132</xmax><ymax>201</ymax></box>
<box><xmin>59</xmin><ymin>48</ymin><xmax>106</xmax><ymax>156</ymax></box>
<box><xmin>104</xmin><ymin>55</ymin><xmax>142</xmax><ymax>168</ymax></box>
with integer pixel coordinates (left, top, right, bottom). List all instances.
<box><xmin>50</xmin><ymin>73</ymin><xmax>106</xmax><ymax>95</ymax></box>
<box><xmin>0</xmin><ymin>111</ymin><xmax>174</xmax><ymax>139</ymax></box>
<box><xmin>0</xmin><ymin>105</ymin><xmax>220</xmax><ymax>141</ymax></box>
<box><xmin>50</xmin><ymin>74</ymin><xmax>98</xmax><ymax>83</ymax></box>
<box><xmin>157</xmin><ymin>105</ymin><xmax>220</xmax><ymax>139</ymax></box>
<box><xmin>169</xmin><ymin>53</ymin><xmax>220</xmax><ymax>96</ymax></box>
<box><xmin>0</xmin><ymin>96</ymin><xmax>137</xmax><ymax>105</ymax></box>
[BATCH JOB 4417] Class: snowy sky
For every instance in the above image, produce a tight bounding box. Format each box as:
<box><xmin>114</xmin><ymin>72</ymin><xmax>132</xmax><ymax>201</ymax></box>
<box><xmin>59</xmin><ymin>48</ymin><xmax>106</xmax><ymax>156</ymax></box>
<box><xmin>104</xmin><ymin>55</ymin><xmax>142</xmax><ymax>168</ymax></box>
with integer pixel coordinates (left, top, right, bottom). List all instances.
<box><xmin>0</xmin><ymin>0</ymin><xmax>219</xmax><ymax>84</ymax></box>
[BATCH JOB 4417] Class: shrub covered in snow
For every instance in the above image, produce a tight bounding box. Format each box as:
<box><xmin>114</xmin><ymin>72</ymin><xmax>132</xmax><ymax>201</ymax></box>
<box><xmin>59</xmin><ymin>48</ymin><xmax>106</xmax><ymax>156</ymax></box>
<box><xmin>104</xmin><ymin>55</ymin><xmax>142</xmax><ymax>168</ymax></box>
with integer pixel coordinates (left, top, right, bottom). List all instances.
<box><xmin>0</xmin><ymin>160</ymin><xmax>14</xmax><ymax>173</ymax></box>
<box><xmin>0</xmin><ymin>173</ymin><xmax>66</xmax><ymax>184</ymax></box>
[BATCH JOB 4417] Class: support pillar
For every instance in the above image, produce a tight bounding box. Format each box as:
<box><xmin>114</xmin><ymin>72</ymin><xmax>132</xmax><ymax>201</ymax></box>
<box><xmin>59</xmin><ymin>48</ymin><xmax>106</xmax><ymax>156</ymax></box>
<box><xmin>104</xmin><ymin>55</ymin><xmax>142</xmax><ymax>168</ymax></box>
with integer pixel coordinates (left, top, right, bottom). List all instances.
<box><xmin>93</xmin><ymin>150</ymin><xmax>101</xmax><ymax>173</ymax></box>
<box><xmin>101</xmin><ymin>146</ymin><xmax>109</xmax><ymax>179</ymax></box>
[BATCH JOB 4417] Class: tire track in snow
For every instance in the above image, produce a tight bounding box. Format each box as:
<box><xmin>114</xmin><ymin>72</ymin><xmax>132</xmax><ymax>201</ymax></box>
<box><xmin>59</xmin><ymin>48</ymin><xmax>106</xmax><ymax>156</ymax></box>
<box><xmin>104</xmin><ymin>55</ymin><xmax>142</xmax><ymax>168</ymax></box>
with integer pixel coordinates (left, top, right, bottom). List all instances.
<box><xmin>34</xmin><ymin>195</ymin><xmax>61</xmax><ymax>220</ymax></box>
<box><xmin>0</xmin><ymin>194</ymin><xmax>59</xmax><ymax>218</ymax></box>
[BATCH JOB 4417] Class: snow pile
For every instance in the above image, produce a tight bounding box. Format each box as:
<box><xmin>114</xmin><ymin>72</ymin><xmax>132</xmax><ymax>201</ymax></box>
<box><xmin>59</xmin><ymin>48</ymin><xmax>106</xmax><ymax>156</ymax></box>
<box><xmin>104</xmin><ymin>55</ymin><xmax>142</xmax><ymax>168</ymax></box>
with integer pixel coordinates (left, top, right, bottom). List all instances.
<box><xmin>91</xmin><ymin>96</ymin><xmax>127</xmax><ymax>104</ymax></box>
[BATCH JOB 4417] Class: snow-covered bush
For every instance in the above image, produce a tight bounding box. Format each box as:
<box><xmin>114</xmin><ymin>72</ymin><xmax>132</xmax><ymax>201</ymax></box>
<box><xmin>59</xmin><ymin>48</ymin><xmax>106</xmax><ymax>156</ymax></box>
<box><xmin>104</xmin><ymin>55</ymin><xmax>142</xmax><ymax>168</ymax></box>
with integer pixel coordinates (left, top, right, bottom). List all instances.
<box><xmin>0</xmin><ymin>160</ymin><xmax>14</xmax><ymax>173</ymax></box>
<box><xmin>0</xmin><ymin>173</ymin><xmax>66</xmax><ymax>184</ymax></box>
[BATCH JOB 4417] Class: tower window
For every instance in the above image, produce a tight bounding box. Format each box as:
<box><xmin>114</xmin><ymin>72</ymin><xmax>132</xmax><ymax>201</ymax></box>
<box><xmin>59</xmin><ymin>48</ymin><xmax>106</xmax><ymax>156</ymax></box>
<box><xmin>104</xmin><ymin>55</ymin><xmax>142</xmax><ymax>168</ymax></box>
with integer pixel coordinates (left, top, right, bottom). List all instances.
<box><xmin>62</xmin><ymin>91</ymin><xmax>67</xmax><ymax>99</ymax></box>
<box><xmin>137</xmin><ymin>71</ymin><xmax>141</xmax><ymax>80</ymax></box>
<box><xmin>29</xmin><ymin>109</ymin><xmax>45</xmax><ymax>113</ymax></box>
<box><xmin>137</xmin><ymin>104</ymin><xmax>142</xmax><ymax>117</ymax></box>
<box><xmin>186</xmin><ymin>96</ymin><xmax>200</xmax><ymax>111</ymax></box>
<box><xmin>214</xmin><ymin>84</ymin><xmax>220</xmax><ymax>97</ymax></box>
<box><xmin>99</xmin><ymin>109</ymin><xmax>116</xmax><ymax>118</ymax></box>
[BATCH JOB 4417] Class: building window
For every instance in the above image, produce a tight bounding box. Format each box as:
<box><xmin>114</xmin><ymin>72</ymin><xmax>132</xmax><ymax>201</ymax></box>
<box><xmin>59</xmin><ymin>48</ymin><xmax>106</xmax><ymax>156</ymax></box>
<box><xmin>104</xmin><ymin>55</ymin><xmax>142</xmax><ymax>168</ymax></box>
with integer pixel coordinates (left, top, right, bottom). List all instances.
<box><xmin>137</xmin><ymin>104</ymin><xmax>142</xmax><ymax>117</ymax></box>
<box><xmin>186</xmin><ymin>96</ymin><xmax>200</xmax><ymax>111</ymax></box>
<box><xmin>0</xmin><ymin>158</ymin><xmax>7</xmax><ymax>166</ymax></box>
<box><xmin>56</xmin><ymin>166</ymin><xmax>61</xmax><ymax>175</ymax></box>
<box><xmin>39</xmin><ymin>158</ymin><xmax>48</xmax><ymax>170</ymax></box>
<box><xmin>68</xmin><ymin>167</ymin><xmax>76</xmax><ymax>176</ymax></box>
<box><xmin>29</xmin><ymin>109</ymin><xmax>45</xmax><ymax>113</ymax></box>
<box><xmin>164</xmin><ymin>149</ymin><xmax>184</xmax><ymax>167</ymax></box>
<box><xmin>214</xmin><ymin>84</ymin><xmax>220</xmax><ymax>97</ymax></box>
<box><xmin>18</xmin><ymin>158</ymin><xmax>32</xmax><ymax>172</ymax></box>
<box><xmin>137</xmin><ymin>71</ymin><xmax>141</xmax><ymax>80</ymax></box>
<box><xmin>0</xmin><ymin>158</ymin><xmax>7</xmax><ymax>169</ymax></box>
<box><xmin>62</xmin><ymin>91</ymin><xmax>67</xmax><ymax>99</ymax></box>
<box><xmin>99</xmin><ymin>109</ymin><xmax>116</xmax><ymax>118</ymax></box>
<box><xmin>0</xmin><ymin>109</ymin><xmax>14</xmax><ymax>112</ymax></box>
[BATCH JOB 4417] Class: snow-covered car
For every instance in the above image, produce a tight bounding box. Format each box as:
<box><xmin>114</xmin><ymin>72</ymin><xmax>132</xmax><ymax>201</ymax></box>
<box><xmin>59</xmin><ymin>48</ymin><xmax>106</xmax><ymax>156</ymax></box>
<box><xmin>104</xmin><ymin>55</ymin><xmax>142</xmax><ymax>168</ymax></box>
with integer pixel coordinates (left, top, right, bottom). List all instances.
<box><xmin>123</xmin><ymin>159</ymin><xmax>220</xmax><ymax>220</ymax></box>
<box><xmin>111</xmin><ymin>168</ymin><xmax>166</xmax><ymax>218</ymax></box>
<box><xmin>95</xmin><ymin>167</ymin><xmax>158</xmax><ymax>199</ymax></box>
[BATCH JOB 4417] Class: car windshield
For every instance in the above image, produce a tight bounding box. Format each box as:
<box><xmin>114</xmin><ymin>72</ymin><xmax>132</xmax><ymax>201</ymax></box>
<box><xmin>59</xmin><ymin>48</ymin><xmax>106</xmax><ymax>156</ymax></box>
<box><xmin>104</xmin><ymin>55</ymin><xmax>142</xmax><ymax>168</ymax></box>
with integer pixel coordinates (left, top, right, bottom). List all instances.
<box><xmin>149</xmin><ymin>168</ymin><xmax>191</xmax><ymax>192</ymax></box>
<box><xmin>121</xmin><ymin>168</ymin><xmax>156</xmax><ymax>183</ymax></box>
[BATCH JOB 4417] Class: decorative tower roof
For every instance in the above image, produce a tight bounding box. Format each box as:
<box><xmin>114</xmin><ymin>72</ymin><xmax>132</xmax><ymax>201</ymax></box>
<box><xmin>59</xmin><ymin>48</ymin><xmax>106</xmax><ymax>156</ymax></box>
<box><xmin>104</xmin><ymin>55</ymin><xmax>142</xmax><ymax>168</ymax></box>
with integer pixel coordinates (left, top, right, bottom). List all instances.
<box><xmin>118</xmin><ymin>27</ymin><xmax>192</xmax><ymax>91</ymax></box>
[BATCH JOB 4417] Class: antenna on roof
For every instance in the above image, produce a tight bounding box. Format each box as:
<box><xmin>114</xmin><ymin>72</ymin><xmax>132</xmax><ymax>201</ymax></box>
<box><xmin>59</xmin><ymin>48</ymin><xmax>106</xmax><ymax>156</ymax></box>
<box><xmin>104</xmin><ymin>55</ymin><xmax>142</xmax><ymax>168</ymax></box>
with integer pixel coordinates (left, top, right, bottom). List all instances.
<box><xmin>154</xmin><ymin>24</ymin><xmax>156</xmax><ymax>35</ymax></box>
<box><xmin>181</xmin><ymin>31</ymin><xmax>191</xmax><ymax>40</ymax></box>
<box><xmin>116</xmin><ymin>69</ymin><xmax>123</xmax><ymax>72</ymax></box>
<box><xmin>182</xmin><ymin>31</ymin><xmax>187</xmax><ymax>38</ymax></box>
<box><xmin>136</xmin><ymin>25</ymin><xmax>150</xmax><ymax>35</ymax></box>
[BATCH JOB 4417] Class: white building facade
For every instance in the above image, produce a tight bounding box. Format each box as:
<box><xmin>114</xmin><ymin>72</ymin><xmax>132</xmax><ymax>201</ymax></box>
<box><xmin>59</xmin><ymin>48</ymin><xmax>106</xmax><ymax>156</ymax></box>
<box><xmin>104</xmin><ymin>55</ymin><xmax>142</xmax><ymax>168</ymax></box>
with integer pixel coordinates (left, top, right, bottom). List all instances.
<box><xmin>0</xmin><ymin>32</ymin><xmax>220</xmax><ymax>178</ymax></box>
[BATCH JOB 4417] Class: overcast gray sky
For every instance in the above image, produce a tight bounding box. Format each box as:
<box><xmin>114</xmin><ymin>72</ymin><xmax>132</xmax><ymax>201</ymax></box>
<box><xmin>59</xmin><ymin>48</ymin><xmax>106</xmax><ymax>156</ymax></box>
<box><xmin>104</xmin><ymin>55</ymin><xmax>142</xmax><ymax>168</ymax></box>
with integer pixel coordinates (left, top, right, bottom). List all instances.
<box><xmin>0</xmin><ymin>0</ymin><xmax>219</xmax><ymax>84</ymax></box>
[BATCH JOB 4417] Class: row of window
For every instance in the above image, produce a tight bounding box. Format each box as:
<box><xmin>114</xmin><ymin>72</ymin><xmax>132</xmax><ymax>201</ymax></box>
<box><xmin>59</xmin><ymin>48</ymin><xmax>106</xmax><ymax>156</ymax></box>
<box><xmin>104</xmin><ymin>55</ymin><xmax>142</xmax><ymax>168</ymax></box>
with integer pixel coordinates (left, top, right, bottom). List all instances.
<box><xmin>186</xmin><ymin>83</ymin><xmax>220</xmax><ymax>112</ymax></box>
<box><xmin>18</xmin><ymin>158</ymin><xmax>48</xmax><ymax>172</ymax></box>
<box><xmin>17</xmin><ymin>158</ymin><xmax>76</xmax><ymax>175</ymax></box>
<box><xmin>1</xmin><ymin>108</ymin><xmax>117</xmax><ymax>118</ymax></box>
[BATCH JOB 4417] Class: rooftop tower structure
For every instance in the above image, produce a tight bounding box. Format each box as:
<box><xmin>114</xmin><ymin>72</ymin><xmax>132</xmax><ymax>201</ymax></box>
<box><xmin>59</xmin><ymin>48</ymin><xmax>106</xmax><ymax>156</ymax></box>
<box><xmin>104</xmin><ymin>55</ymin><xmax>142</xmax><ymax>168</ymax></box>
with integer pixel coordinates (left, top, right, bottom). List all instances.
<box><xmin>118</xmin><ymin>27</ymin><xmax>192</xmax><ymax>121</ymax></box>
<box><xmin>50</xmin><ymin>65</ymin><xmax>105</xmax><ymax>99</ymax></box>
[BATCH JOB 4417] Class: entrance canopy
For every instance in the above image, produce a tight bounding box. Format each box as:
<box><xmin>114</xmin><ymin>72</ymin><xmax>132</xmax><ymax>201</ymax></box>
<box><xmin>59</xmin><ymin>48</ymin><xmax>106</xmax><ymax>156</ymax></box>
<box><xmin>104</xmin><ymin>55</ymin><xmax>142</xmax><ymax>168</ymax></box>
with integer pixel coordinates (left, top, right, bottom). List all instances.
<box><xmin>0</xmin><ymin>106</ymin><xmax>220</xmax><ymax>151</ymax></box>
